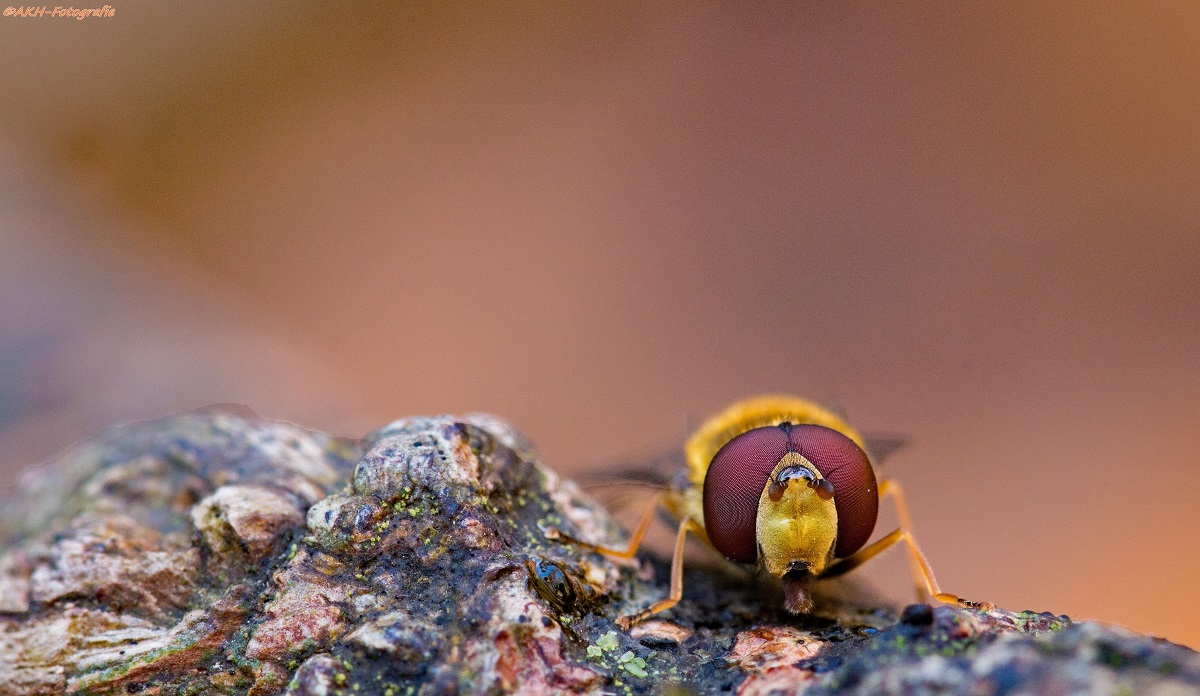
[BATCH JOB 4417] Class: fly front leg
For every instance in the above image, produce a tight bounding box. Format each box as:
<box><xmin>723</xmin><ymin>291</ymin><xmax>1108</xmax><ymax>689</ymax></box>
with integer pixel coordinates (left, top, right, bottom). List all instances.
<box><xmin>615</xmin><ymin>515</ymin><xmax>690</xmax><ymax>629</ymax></box>
<box><xmin>877</xmin><ymin>478</ymin><xmax>929</xmax><ymax>602</ymax></box>
<box><xmin>541</xmin><ymin>490</ymin><xmax>692</xmax><ymax>628</ymax></box>
<box><xmin>819</xmin><ymin>527</ymin><xmax>994</xmax><ymax>611</ymax></box>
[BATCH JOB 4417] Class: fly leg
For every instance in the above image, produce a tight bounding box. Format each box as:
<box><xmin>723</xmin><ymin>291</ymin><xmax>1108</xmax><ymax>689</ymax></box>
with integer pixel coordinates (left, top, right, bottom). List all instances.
<box><xmin>877</xmin><ymin>478</ymin><xmax>929</xmax><ymax>602</ymax></box>
<box><xmin>615</xmin><ymin>515</ymin><xmax>690</xmax><ymax>629</ymax></box>
<box><xmin>542</xmin><ymin>491</ymin><xmax>664</xmax><ymax>559</ymax></box>
<box><xmin>544</xmin><ymin>492</ymin><xmax>692</xmax><ymax>629</ymax></box>
<box><xmin>819</xmin><ymin>527</ymin><xmax>994</xmax><ymax>611</ymax></box>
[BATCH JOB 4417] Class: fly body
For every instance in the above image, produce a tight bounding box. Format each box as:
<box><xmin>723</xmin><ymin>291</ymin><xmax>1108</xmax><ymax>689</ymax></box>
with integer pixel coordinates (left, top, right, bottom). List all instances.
<box><xmin>549</xmin><ymin>395</ymin><xmax>990</xmax><ymax>628</ymax></box>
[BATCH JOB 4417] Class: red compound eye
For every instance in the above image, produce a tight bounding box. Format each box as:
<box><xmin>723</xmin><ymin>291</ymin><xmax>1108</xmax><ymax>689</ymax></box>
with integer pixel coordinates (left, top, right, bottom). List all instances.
<box><xmin>702</xmin><ymin>424</ymin><xmax>878</xmax><ymax>563</ymax></box>
<box><xmin>702</xmin><ymin>427</ymin><xmax>790</xmax><ymax>562</ymax></box>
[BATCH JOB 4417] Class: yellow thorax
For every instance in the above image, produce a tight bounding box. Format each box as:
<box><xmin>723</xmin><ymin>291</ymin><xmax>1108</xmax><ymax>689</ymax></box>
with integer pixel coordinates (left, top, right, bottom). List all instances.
<box><xmin>684</xmin><ymin>395</ymin><xmax>867</xmax><ymax>490</ymax></box>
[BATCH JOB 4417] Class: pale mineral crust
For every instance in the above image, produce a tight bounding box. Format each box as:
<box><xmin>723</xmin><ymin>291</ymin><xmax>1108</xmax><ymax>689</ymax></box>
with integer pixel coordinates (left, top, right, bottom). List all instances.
<box><xmin>1</xmin><ymin>410</ymin><xmax>1197</xmax><ymax>696</ymax></box>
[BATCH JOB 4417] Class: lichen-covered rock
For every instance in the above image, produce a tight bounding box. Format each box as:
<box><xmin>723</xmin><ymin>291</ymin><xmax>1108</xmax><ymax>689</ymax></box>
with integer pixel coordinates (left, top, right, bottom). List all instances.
<box><xmin>1</xmin><ymin>409</ymin><xmax>1198</xmax><ymax>695</ymax></box>
<box><xmin>0</xmin><ymin>409</ymin><xmax>359</xmax><ymax>695</ymax></box>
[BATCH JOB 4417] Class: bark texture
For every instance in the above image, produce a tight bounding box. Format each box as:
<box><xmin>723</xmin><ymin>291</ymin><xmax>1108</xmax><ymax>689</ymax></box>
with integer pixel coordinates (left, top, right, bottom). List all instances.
<box><xmin>0</xmin><ymin>410</ymin><xmax>1196</xmax><ymax>695</ymax></box>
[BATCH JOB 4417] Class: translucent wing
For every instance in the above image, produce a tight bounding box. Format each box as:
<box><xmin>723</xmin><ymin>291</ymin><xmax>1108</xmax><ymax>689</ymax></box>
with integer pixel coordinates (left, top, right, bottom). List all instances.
<box><xmin>576</xmin><ymin>445</ymin><xmax>685</xmax><ymax>489</ymax></box>
<box><xmin>862</xmin><ymin>433</ymin><xmax>909</xmax><ymax>467</ymax></box>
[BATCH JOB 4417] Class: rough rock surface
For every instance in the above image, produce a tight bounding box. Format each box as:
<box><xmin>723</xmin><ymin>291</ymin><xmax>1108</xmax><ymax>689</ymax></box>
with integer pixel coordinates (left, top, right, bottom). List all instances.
<box><xmin>0</xmin><ymin>410</ymin><xmax>1197</xmax><ymax>695</ymax></box>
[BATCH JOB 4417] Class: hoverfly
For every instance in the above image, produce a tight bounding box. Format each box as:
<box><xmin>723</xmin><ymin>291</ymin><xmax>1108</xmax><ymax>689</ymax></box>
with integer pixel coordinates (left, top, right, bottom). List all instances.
<box><xmin>549</xmin><ymin>395</ymin><xmax>989</xmax><ymax>629</ymax></box>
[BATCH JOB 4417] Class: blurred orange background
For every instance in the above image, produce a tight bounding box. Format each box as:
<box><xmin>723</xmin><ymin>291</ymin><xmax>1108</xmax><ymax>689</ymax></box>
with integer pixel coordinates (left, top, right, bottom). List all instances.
<box><xmin>1</xmin><ymin>3</ymin><xmax>1197</xmax><ymax>647</ymax></box>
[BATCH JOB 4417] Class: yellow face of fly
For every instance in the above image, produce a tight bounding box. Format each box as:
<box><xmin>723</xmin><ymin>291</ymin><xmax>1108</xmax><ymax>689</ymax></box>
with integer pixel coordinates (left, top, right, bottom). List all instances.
<box><xmin>755</xmin><ymin>452</ymin><xmax>839</xmax><ymax>578</ymax></box>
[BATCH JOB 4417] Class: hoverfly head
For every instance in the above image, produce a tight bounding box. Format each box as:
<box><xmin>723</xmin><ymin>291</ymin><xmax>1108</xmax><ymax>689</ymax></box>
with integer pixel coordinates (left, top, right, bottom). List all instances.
<box><xmin>702</xmin><ymin>421</ymin><xmax>878</xmax><ymax>613</ymax></box>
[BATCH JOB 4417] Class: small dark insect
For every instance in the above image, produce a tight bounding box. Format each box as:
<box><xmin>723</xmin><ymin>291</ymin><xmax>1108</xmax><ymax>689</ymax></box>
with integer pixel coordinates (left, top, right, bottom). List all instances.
<box><xmin>524</xmin><ymin>557</ymin><xmax>602</xmax><ymax>617</ymax></box>
<box><xmin>548</xmin><ymin>395</ymin><xmax>992</xmax><ymax>628</ymax></box>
